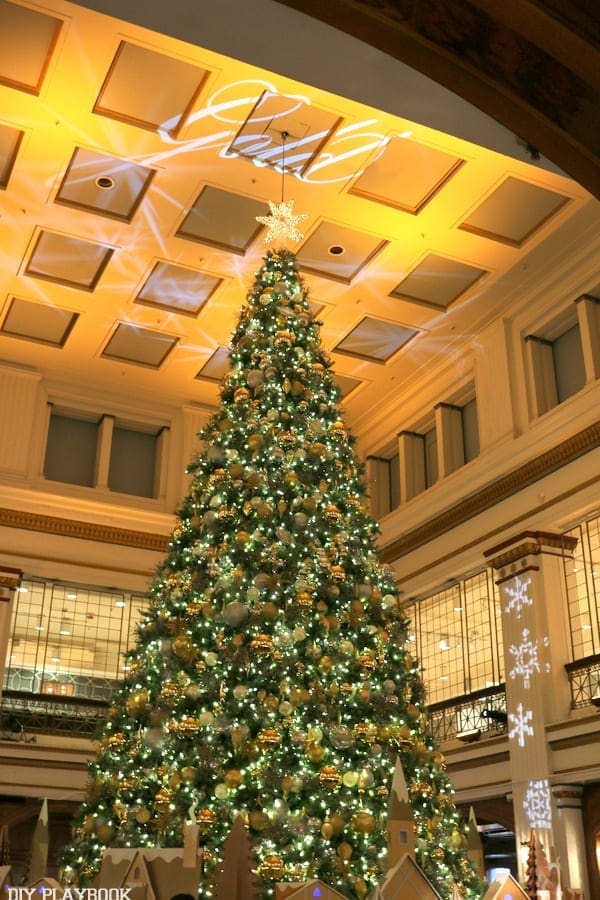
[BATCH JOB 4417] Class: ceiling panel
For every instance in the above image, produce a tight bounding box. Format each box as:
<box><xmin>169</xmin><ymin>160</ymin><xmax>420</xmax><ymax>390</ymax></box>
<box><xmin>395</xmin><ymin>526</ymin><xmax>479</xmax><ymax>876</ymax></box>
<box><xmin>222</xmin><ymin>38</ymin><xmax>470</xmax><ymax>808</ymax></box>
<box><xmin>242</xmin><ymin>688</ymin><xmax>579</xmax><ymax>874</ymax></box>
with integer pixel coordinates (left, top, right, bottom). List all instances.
<box><xmin>25</xmin><ymin>231</ymin><xmax>114</xmax><ymax>291</ymax></box>
<box><xmin>297</xmin><ymin>222</ymin><xmax>388</xmax><ymax>284</ymax></box>
<box><xmin>1</xmin><ymin>296</ymin><xmax>78</xmax><ymax>346</ymax></box>
<box><xmin>334</xmin><ymin>316</ymin><xmax>418</xmax><ymax>363</ymax></box>
<box><xmin>335</xmin><ymin>372</ymin><xmax>363</xmax><ymax>398</ymax></box>
<box><xmin>228</xmin><ymin>90</ymin><xmax>341</xmax><ymax>175</ymax></box>
<box><xmin>459</xmin><ymin>176</ymin><xmax>570</xmax><ymax>246</ymax></box>
<box><xmin>195</xmin><ymin>346</ymin><xmax>231</xmax><ymax>382</ymax></box>
<box><xmin>176</xmin><ymin>186</ymin><xmax>265</xmax><ymax>254</ymax></box>
<box><xmin>349</xmin><ymin>136</ymin><xmax>463</xmax><ymax>213</ymax></box>
<box><xmin>0</xmin><ymin>122</ymin><xmax>23</xmax><ymax>188</ymax></box>
<box><xmin>101</xmin><ymin>323</ymin><xmax>178</xmax><ymax>368</ymax></box>
<box><xmin>390</xmin><ymin>254</ymin><xmax>487</xmax><ymax>310</ymax></box>
<box><xmin>0</xmin><ymin>1</ymin><xmax>62</xmax><ymax>94</ymax></box>
<box><xmin>55</xmin><ymin>147</ymin><xmax>155</xmax><ymax>222</ymax></box>
<box><xmin>135</xmin><ymin>261</ymin><xmax>222</xmax><ymax>317</ymax></box>
<box><xmin>93</xmin><ymin>41</ymin><xmax>209</xmax><ymax>136</ymax></box>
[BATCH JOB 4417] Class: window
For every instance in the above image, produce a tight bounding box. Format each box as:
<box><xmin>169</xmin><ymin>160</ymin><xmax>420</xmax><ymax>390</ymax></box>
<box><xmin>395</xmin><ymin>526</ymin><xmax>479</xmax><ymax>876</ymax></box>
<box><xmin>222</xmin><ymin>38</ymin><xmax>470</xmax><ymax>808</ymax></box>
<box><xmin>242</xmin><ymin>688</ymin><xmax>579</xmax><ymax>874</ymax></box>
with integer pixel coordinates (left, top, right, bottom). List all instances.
<box><xmin>563</xmin><ymin>513</ymin><xmax>600</xmax><ymax>660</ymax></box>
<box><xmin>108</xmin><ymin>425</ymin><xmax>158</xmax><ymax>497</ymax></box>
<box><xmin>524</xmin><ymin>298</ymin><xmax>595</xmax><ymax>418</ymax></box>
<box><xmin>552</xmin><ymin>325</ymin><xmax>586</xmax><ymax>404</ymax></box>
<box><xmin>43</xmin><ymin>405</ymin><xmax>168</xmax><ymax>499</ymax></box>
<box><xmin>44</xmin><ymin>413</ymin><xmax>98</xmax><ymax>487</ymax></box>
<box><xmin>3</xmin><ymin>578</ymin><xmax>148</xmax><ymax>701</ymax></box>
<box><xmin>461</xmin><ymin>397</ymin><xmax>480</xmax><ymax>462</ymax></box>
<box><xmin>424</xmin><ymin>427</ymin><xmax>438</xmax><ymax>488</ymax></box>
<box><xmin>367</xmin><ymin>453</ymin><xmax>400</xmax><ymax>519</ymax></box>
<box><xmin>410</xmin><ymin>569</ymin><xmax>504</xmax><ymax>705</ymax></box>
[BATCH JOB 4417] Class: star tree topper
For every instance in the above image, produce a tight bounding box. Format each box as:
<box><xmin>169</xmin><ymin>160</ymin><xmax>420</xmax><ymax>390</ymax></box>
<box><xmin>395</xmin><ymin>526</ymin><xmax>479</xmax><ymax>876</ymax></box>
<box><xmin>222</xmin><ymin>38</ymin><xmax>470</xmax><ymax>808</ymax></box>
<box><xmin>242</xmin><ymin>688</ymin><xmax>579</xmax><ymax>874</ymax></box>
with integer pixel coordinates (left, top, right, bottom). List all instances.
<box><xmin>256</xmin><ymin>199</ymin><xmax>308</xmax><ymax>244</ymax></box>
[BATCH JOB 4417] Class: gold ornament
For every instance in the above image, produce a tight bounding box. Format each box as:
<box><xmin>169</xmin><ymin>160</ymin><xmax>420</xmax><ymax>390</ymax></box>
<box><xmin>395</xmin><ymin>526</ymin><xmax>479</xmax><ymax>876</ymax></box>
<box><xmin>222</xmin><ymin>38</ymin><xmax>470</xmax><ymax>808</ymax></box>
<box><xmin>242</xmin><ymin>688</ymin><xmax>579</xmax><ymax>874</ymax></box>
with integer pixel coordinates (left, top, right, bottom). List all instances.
<box><xmin>337</xmin><ymin>842</ymin><xmax>353</xmax><ymax>860</ymax></box>
<box><xmin>106</xmin><ymin>731</ymin><xmax>125</xmax><ymax>749</ymax></box>
<box><xmin>257</xmin><ymin>727</ymin><xmax>281</xmax><ymax>749</ymax></box>
<box><xmin>324</xmin><ymin>504</ymin><xmax>341</xmax><ymax>522</ymax></box>
<box><xmin>330</xmin><ymin>565</ymin><xmax>346</xmax><ymax>582</ymax></box>
<box><xmin>250</xmin><ymin>633</ymin><xmax>273</xmax><ymax>654</ymax></box>
<box><xmin>259</xmin><ymin>853</ymin><xmax>285</xmax><ymax>880</ymax></box>
<box><xmin>169</xmin><ymin>715</ymin><xmax>200</xmax><ymax>736</ymax></box>
<box><xmin>159</xmin><ymin>682</ymin><xmax>182</xmax><ymax>703</ymax></box>
<box><xmin>249</xmin><ymin>809</ymin><xmax>269</xmax><ymax>831</ymax></box>
<box><xmin>197</xmin><ymin>808</ymin><xmax>216</xmax><ymax>832</ymax></box>
<box><xmin>296</xmin><ymin>591</ymin><xmax>313</xmax><ymax>610</ymax></box>
<box><xmin>155</xmin><ymin>787</ymin><xmax>171</xmax><ymax>811</ymax></box>
<box><xmin>181</xmin><ymin>766</ymin><xmax>198</xmax><ymax>783</ymax></box>
<box><xmin>354</xmin><ymin>722</ymin><xmax>377</xmax><ymax>743</ymax></box>
<box><xmin>330</xmin><ymin>813</ymin><xmax>345</xmax><ymax>834</ymax></box>
<box><xmin>352</xmin><ymin>811</ymin><xmax>376</xmax><ymax>834</ymax></box>
<box><xmin>321</xmin><ymin>819</ymin><xmax>334</xmax><ymax>839</ymax></box>
<box><xmin>224</xmin><ymin>768</ymin><xmax>243</xmax><ymax>788</ymax></box>
<box><xmin>125</xmin><ymin>689</ymin><xmax>149</xmax><ymax>717</ymax></box>
<box><xmin>135</xmin><ymin>807</ymin><xmax>151</xmax><ymax>824</ymax></box>
<box><xmin>357</xmin><ymin>651</ymin><xmax>377</xmax><ymax>673</ymax></box>
<box><xmin>306</xmin><ymin>742</ymin><xmax>325</xmax><ymax>763</ymax></box>
<box><xmin>234</xmin><ymin>387</ymin><xmax>251</xmax><ymax>402</ymax></box>
<box><xmin>354</xmin><ymin>878</ymin><xmax>368</xmax><ymax>899</ymax></box>
<box><xmin>319</xmin><ymin>765</ymin><xmax>342</xmax><ymax>790</ymax></box>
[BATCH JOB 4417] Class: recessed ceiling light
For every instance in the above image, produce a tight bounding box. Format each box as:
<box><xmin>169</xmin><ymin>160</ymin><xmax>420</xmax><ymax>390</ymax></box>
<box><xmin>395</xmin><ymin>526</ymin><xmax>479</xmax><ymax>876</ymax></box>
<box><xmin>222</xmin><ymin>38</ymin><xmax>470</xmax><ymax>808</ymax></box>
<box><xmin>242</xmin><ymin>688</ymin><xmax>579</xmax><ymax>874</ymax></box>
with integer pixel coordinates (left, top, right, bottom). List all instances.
<box><xmin>328</xmin><ymin>244</ymin><xmax>345</xmax><ymax>256</ymax></box>
<box><xmin>95</xmin><ymin>175</ymin><xmax>115</xmax><ymax>190</ymax></box>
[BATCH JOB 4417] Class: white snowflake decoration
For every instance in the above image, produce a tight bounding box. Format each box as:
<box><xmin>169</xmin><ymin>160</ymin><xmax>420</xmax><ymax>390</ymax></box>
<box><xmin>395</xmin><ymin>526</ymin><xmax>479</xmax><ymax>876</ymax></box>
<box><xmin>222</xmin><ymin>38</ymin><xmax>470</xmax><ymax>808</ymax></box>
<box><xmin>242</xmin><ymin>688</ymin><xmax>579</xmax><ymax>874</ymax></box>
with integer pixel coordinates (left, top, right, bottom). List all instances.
<box><xmin>523</xmin><ymin>778</ymin><xmax>552</xmax><ymax>829</ymax></box>
<box><xmin>508</xmin><ymin>628</ymin><xmax>541</xmax><ymax>688</ymax></box>
<box><xmin>256</xmin><ymin>199</ymin><xmax>308</xmax><ymax>243</ymax></box>
<box><xmin>503</xmin><ymin>574</ymin><xmax>533</xmax><ymax>619</ymax></box>
<box><xmin>508</xmin><ymin>702</ymin><xmax>534</xmax><ymax>747</ymax></box>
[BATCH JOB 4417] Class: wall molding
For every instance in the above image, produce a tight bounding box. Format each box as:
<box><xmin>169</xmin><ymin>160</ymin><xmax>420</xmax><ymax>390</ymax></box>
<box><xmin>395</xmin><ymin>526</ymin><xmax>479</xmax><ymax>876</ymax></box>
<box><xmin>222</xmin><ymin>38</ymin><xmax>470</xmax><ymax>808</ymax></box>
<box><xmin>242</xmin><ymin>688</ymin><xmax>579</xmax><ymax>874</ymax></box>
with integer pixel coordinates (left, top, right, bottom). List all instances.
<box><xmin>0</xmin><ymin>507</ymin><xmax>169</xmax><ymax>552</ymax></box>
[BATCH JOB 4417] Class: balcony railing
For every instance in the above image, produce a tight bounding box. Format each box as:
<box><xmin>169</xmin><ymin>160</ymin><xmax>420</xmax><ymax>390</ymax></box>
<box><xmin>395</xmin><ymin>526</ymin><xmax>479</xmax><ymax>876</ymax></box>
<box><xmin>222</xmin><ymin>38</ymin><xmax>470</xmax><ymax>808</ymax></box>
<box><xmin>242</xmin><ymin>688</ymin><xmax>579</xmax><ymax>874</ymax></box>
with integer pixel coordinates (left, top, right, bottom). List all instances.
<box><xmin>0</xmin><ymin>690</ymin><xmax>109</xmax><ymax>739</ymax></box>
<box><xmin>565</xmin><ymin>654</ymin><xmax>600</xmax><ymax>709</ymax></box>
<box><xmin>427</xmin><ymin>684</ymin><xmax>507</xmax><ymax>743</ymax></box>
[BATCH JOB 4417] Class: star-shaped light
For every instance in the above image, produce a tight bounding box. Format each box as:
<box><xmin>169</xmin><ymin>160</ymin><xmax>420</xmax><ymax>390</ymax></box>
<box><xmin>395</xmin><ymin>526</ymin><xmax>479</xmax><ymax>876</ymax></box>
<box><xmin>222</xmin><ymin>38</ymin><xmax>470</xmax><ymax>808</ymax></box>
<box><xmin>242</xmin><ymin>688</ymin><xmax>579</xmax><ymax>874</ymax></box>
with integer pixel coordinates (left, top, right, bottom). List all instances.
<box><xmin>256</xmin><ymin>199</ymin><xmax>308</xmax><ymax>244</ymax></box>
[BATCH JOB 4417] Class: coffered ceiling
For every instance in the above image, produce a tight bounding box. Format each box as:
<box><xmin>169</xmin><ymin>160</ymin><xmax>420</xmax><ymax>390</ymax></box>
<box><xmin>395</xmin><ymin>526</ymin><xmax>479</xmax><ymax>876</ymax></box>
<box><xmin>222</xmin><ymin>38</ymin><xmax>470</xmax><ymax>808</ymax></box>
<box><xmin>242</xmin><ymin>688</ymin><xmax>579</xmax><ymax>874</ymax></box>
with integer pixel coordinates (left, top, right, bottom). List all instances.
<box><xmin>0</xmin><ymin>0</ymin><xmax>596</xmax><ymax>430</ymax></box>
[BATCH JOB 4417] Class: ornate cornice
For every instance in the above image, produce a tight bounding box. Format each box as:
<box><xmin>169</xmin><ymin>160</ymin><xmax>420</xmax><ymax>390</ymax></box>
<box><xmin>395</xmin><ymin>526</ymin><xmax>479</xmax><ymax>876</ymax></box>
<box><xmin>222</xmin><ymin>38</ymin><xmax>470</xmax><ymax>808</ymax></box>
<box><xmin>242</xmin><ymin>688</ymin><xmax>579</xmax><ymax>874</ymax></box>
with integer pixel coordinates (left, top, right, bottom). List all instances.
<box><xmin>0</xmin><ymin>507</ymin><xmax>168</xmax><ymax>553</ymax></box>
<box><xmin>381</xmin><ymin>421</ymin><xmax>600</xmax><ymax>564</ymax></box>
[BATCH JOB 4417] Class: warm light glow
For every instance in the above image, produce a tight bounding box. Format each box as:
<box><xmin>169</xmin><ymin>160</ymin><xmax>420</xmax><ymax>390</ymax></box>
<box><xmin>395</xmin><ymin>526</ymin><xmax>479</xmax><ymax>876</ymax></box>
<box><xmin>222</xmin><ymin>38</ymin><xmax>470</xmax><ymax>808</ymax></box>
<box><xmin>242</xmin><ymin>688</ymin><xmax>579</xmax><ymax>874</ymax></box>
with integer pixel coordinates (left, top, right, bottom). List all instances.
<box><xmin>256</xmin><ymin>199</ymin><xmax>308</xmax><ymax>243</ymax></box>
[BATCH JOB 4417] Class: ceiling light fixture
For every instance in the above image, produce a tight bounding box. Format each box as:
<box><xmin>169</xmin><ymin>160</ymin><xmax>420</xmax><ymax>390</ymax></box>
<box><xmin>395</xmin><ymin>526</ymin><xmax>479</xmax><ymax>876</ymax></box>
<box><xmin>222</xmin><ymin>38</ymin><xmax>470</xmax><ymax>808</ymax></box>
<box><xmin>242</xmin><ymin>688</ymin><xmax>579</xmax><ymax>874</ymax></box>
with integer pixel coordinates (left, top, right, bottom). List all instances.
<box><xmin>95</xmin><ymin>175</ymin><xmax>115</xmax><ymax>190</ymax></box>
<box><xmin>256</xmin><ymin>131</ymin><xmax>307</xmax><ymax>244</ymax></box>
<box><xmin>328</xmin><ymin>245</ymin><xmax>345</xmax><ymax>256</ymax></box>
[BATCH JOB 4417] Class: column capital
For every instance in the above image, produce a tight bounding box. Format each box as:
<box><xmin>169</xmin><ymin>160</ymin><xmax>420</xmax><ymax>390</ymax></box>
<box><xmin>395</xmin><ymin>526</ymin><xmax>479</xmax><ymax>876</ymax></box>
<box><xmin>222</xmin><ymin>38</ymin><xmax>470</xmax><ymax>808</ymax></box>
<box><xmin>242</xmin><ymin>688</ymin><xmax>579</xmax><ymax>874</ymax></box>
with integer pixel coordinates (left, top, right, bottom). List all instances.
<box><xmin>484</xmin><ymin>530</ymin><xmax>577</xmax><ymax>576</ymax></box>
<box><xmin>0</xmin><ymin>565</ymin><xmax>22</xmax><ymax>601</ymax></box>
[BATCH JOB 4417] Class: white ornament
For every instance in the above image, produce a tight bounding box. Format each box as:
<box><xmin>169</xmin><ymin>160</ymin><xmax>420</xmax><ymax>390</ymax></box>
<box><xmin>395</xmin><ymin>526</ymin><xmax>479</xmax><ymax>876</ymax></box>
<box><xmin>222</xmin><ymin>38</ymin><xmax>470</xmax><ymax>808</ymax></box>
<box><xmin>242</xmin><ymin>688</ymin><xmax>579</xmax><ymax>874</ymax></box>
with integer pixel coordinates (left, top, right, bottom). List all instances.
<box><xmin>508</xmin><ymin>628</ymin><xmax>541</xmax><ymax>688</ymax></box>
<box><xmin>523</xmin><ymin>778</ymin><xmax>552</xmax><ymax>830</ymax></box>
<box><xmin>508</xmin><ymin>703</ymin><xmax>534</xmax><ymax>747</ymax></box>
<box><xmin>503</xmin><ymin>575</ymin><xmax>533</xmax><ymax>619</ymax></box>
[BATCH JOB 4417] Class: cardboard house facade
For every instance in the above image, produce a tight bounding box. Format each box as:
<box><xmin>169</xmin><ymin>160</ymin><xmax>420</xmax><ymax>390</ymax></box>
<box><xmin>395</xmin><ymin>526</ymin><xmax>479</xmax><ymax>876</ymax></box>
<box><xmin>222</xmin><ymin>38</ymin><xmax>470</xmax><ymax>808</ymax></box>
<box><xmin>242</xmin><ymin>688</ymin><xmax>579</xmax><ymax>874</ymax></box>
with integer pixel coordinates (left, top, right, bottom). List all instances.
<box><xmin>482</xmin><ymin>872</ymin><xmax>529</xmax><ymax>900</ymax></box>
<box><xmin>275</xmin><ymin>880</ymin><xmax>348</xmax><ymax>900</ymax></box>
<box><xmin>94</xmin><ymin>848</ymin><xmax>202</xmax><ymax>900</ymax></box>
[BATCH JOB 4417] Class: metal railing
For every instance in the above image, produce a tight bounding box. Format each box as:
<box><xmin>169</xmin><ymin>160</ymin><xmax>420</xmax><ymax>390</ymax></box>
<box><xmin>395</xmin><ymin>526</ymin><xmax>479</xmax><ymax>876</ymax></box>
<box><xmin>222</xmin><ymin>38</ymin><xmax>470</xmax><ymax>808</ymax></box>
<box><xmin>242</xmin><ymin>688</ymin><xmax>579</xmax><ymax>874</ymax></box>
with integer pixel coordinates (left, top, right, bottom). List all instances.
<box><xmin>565</xmin><ymin>654</ymin><xmax>600</xmax><ymax>709</ymax></box>
<box><xmin>427</xmin><ymin>684</ymin><xmax>507</xmax><ymax>743</ymax></box>
<box><xmin>0</xmin><ymin>690</ymin><xmax>109</xmax><ymax>740</ymax></box>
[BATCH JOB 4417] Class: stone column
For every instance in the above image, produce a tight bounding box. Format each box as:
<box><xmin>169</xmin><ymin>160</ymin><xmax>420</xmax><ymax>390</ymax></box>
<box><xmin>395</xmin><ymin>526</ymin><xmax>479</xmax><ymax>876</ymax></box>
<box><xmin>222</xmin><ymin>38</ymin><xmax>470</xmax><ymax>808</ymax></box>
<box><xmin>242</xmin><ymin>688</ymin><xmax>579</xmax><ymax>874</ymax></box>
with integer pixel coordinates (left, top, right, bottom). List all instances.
<box><xmin>484</xmin><ymin>531</ymin><xmax>590</xmax><ymax>895</ymax></box>
<box><xmin>0</xmin><ymin>566</ymin><xmax>22</xmax><ymax>696</ymax></box>
<box><xmin>551</xmin><ymin>784</ymin><xmax>589</xmax><ymax>899</ymax></box>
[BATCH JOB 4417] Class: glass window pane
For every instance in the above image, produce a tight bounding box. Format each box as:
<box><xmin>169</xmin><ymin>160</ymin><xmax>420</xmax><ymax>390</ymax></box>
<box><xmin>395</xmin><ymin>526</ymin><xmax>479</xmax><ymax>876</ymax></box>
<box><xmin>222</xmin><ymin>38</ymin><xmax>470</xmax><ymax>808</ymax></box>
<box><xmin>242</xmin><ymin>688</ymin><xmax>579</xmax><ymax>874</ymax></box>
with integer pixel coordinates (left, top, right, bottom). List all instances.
<box><xmin>44</xmin><ymin>414</ymin><xmax>98</xmax><ymax>487</ymax></box>
<box><xmin>108</xmin><ymin>426</ymin><xmax>157</xmax><ymax>498</ymax></box>
<box><xmin>552</xmin><ymin>325</ymin><xmax>585</xmax><ymax>404</ymax></box>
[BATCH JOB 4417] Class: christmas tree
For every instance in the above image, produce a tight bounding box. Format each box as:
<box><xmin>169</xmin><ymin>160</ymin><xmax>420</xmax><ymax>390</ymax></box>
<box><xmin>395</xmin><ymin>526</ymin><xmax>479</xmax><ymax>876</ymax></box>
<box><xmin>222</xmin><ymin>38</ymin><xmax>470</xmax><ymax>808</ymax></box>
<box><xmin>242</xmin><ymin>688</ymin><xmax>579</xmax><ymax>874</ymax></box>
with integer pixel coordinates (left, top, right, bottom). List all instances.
<box><xmin>61</xmin><ymin>249</ymin><xmax>483</xmax><ymax>899</ymax></box>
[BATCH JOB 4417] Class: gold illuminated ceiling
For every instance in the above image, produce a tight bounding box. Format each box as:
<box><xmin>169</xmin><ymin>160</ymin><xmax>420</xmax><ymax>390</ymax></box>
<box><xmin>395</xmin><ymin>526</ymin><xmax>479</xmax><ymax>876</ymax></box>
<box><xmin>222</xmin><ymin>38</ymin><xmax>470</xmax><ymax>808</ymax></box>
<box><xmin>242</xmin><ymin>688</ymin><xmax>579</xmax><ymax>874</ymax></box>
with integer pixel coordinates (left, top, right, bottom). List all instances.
<box><xmin>0</xmin><ymin>0</ymin><xmax>595</xmax><ymax>428</ymax></box>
